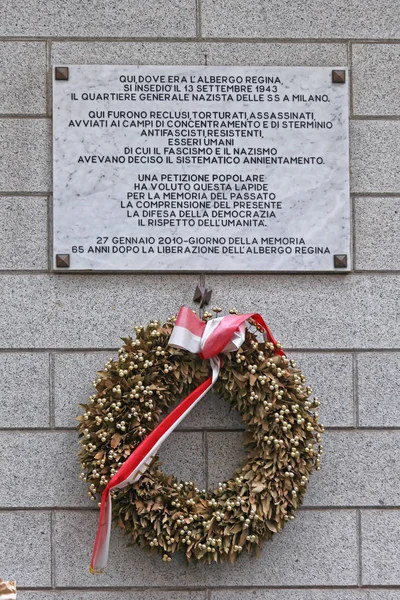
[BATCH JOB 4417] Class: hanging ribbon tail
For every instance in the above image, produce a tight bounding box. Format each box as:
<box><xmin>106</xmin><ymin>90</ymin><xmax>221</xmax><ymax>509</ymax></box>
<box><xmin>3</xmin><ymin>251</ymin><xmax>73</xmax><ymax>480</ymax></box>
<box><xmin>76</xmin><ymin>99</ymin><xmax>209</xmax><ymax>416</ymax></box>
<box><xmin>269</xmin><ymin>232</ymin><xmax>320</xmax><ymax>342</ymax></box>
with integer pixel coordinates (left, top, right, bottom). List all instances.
<box><xmin>89</xmin><ymin>487</ymin><xmax>112</xmax><ymax>574</ymax></box>
<box><xmin>90</xmin><ymin>306</ymin><xmax>284</xmax><ymax>573</ymax></box>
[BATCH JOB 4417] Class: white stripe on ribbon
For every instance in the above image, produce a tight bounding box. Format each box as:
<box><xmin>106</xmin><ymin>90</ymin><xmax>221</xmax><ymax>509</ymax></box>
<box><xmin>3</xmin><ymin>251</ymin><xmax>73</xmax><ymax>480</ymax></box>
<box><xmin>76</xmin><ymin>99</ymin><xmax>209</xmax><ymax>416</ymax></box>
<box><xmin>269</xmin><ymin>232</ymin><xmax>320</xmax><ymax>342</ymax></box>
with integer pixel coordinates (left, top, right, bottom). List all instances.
<box><xmin>168</xmin><ymin>324</ymin><xmax>202</xmax><ymax>354</ymax></box>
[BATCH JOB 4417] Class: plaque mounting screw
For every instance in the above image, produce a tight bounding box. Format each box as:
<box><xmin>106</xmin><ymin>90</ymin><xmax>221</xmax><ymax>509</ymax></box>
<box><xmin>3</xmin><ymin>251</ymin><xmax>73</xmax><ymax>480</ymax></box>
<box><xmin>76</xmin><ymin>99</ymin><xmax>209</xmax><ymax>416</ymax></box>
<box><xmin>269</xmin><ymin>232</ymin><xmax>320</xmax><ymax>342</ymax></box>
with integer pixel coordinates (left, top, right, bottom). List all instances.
<box><xmin>334</xmin><ymin>254</ymin><xmax>348</xmax><ymax>268</ymax></box>
<box><xmin>332</xmin><ymin>69</ymin><xmax>346</xmax><ymax>84</ymax></box>
<box><xmin>193</xmin><ymin>285</ymin><xmax>212</xmax><ymax>308</ymax></box>
<box><xmin>56</xmin><ymin>254</ymin><xmax>70</xmax><ymax>268</ymax></box>
<box><xmin>55</xmin><ymin>66</ymin><xmax>69</xmax><ymax>81</ymax></box>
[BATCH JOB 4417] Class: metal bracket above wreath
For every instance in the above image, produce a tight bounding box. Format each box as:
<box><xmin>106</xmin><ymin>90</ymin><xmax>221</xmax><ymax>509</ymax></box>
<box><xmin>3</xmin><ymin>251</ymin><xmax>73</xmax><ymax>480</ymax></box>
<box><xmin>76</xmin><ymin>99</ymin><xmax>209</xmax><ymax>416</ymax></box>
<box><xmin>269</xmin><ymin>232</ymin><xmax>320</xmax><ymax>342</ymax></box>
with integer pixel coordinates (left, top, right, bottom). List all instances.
<box><xmin>193</xmin><ymin>285</ymin><xmax>212</xmax><ymax>308</ymax></box>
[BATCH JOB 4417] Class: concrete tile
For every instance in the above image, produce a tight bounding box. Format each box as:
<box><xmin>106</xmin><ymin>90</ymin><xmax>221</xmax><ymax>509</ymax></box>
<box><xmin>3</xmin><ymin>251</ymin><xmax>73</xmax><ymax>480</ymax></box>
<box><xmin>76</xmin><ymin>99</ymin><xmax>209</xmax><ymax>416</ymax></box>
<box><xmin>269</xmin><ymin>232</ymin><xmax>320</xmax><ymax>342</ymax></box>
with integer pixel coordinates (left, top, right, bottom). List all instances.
<box><xmin>0</xmin><ymin>42</ymin><xmax>46</xmax><ymax>114</ymax></box>
<box><xmin>306</xmin><ymin>431</ymin><xmax>400</xmax><ymax>506</ymax></box>
<box><xmin>49</xmin><ymin>42</ymin><xmax>346</xmax><ymax>120</ymax></box>
<box><xmin>160</xmin><ymin>431</ymin><xmax>206</xmax><ymax>489</ymax></box>
<box><xmin>212</xmin><ymin>591</ymin><xmax>400</xmax><ymax>600</ymax></box>
<box><xmin>51</xmin><ymin>41</ymin><xmax>346</xmax><ymax>69</ymax></box>
<box><xmin>291</xmin><ymin>352</ymin><xmax>354</xmax><ymax>427</ymax></box>
<box><xmin>54</xmin><ymin>352</ymin><xmax>112</xmax><ymax>427</ymax></box>
<box><xmin>353</xmin><ymin>44</ymin><xmax>400</xmax><ymax>116</ymax></box>
<box><xmin>205</xmin><ymin>42</ymin><xmax>347</xmax><ymax>66</ymax></box>
<box><xmin>0</xmin><ymin>432</ymin><xmax>90</xmax><ymax>507</ymax></box>
<box><xmin>351</xmin><ymin>121</ymin><xmax>400</xmax><ymax>194</ymax></box>
<box><xmin>0</xmin><ymin>197</ymin><xmax>48</xmax><ymax>269</ymax></box>
<box><xmin>204</xmin><ymin>510</ymin><xmax>357</xmax><ymax>586</ymax></box>
<box><xmin>0</xmin><ymin>0</ymin><xmax>195</xmax><ymax>37</ymax></box>
<box><xmin>0</xmin><ymin>511</ymin><xmax>51</xmax><ymax>586</ymax></box>
<box><xmin>358</xmin><ymin>352</ymin><xmax>400</xmax><ymax>427</ymax></box>
<box><xmin>0</xmin><ymin>274</ymin><xmax>199</xmax><ymax>348</ymax></box>
<box><xmin>178</xmin><ymin>389</ymin><xmax>244</xmax><ymax>430</ymax></box>
<box><xmin>54</xmin><ymin>509</ymin><xmax>357</xmax><ymax>586</ymax></box>
<box><xmin>207</xmin><ymin>431</ymin><xmax>245</xmax><ymax>488</ymax></box>
<box><xmin>0</xmin><ymin>119</ymin><xmax>51</xmax><ymax>192</ymax></box>
<box><xmin>201</xmin><ymin>0</ymin><xmax>400</xmax><ymax>38</ymax></box>
<box><xmin>203</xmin><ymin>274</ymin><xmax>399</xmax><ymax>349</ymax></box>
<box><xmin>54</xmin><ymin>510</ymin><xmax>209</xmax><ymax>587</ymax></box>
<box><xmin>0</xmin><ymin>275</ymin><xmax>52</xmax><ymax>348</ymax></box>
<box><xmin>354</xmin><ymin>197</ymin><xmax>400</xmax><ymax>270</ymax></box>
<box><xmin>52</xmin><ymin>42</ymin><xmax>207</xmax><ymax>65</ymax></box>
<box><xmin>20</xmin><ymin>594</ymin><xmax>206</xmax><ymax>600</ymax></box>
<box><xmin>0</xmin><ymin>352</ymin><xmax>50</xmax><ymax>427</ymax></box>
<box><xmin>361</xmin><ymin>510</ymin><xmax>400</xmax><ymax>585</ymax></box>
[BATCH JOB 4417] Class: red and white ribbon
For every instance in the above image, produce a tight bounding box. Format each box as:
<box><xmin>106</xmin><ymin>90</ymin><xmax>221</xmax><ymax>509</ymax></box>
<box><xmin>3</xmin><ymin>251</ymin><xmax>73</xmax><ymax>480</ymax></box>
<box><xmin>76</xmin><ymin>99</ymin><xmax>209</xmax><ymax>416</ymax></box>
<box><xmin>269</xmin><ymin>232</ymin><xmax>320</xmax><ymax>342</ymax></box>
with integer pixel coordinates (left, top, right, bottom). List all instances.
<box><xmin>90</xmin><ymin>306</ymin><xmax>284</xmax><ymax>574</ymax></box>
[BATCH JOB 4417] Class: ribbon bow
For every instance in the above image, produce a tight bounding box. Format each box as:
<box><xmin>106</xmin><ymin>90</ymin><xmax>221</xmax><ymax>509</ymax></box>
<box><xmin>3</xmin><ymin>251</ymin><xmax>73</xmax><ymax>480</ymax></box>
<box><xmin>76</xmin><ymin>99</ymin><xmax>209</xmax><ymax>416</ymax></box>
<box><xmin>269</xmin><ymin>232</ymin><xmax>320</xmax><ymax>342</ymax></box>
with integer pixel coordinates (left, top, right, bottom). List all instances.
<box><xmin>90</xmin><ymin>306</ymin><xmax>284</xmax><ymax>574</ymax></box>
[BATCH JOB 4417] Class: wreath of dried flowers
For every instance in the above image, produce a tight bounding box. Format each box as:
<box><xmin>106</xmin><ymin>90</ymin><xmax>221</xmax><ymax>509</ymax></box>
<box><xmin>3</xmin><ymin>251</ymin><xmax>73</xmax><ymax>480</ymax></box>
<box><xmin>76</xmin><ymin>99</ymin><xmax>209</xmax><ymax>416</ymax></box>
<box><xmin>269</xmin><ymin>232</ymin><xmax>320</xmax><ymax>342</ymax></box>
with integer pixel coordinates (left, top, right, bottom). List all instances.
<box><xmin>78</xmin><ymin>308</ymin><xmax>323</xmax><ymax>564</ymax></box>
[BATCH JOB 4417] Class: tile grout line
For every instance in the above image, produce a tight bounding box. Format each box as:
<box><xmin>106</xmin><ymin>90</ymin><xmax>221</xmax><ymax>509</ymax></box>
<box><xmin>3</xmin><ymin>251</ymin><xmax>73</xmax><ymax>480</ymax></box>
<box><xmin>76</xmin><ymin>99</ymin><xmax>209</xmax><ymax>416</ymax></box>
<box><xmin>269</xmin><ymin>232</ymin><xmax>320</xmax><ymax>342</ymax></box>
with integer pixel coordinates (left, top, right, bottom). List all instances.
<box><xmin>357</xmin><ymin>508</ymin><xmax>363</xmax><ymax>586</ymax></box>
<box><xmin>196</xmin><ymin>0</ymin><xmax>202</xmax><ymax>39</ymax></box>
<box><xmin>2</xmin><ymin>36</ymin><xmax>400</xmax><ymax>43</ymax></box>
<box><xmin>349</xmin><ymin>42</ymin><xmax>356</xmax><ymax>273</ymax></box>
<box><xmin>348</xmin><ymin>41</ymin><xmax>354</xmax><ymax>117</ymax></box>
<box><xmin>50</xmin><ymin>511</ymin><xmax>56</xmax><ymax>588</ymax></box>
<box><xmin>352</xmin><ymin>192</ymin><xmax>357</xmax><ymax>271</ymax></box>
<box><xmin>49</xmin><ymin>352</ymin><xmax>55</xmax><ymax>428</ymax></box>
<box><xmin>0</xmin><ymin>192</ymin><xmax>50</xmax><ymax>197</ymax></box>
<box><xmin>0</xmin><ymin>114</ymin><xmax>49</xmax><ymax>118</ymax></box>
<box><xmin>45</xmin><ymin>40</ymin><xmax>51</xmax><ymax>117</ymax></box>
<box><xmin>351</xmin><ymin>115</ymin><xmax>400</xmax><ymax>120</ymax></box>
<box><xmin>2</xmin><ymin>269</ymin><xmax>400</xmax><ymax>275</ymax></box>
<box><xmin>204</xmin><ymin>430</ymin><xmax>209</xmax><ymax>489</ymax></box>
<box><xmin>48</xmin><ymin>192</ymin><xmax>54</xmax><ymax>271</ymax></box>
<box><xmin>12</xmin><ymin>585</ymin><xmax>400</xmax><ymax>591</ymax></box>
<box><xmin>354</xmin><ymin>352</ymin><xmax>360</xmax><ymax>427</ymax></box>
<box><xmin>351</xmin><ymin>193</ymin><xmax>400</xmax><ymax>197</ymax></box>
<box><xmin>47</xmin><ymin>39</ymin><xmax>54</xmax><ymax>273</ymax></box>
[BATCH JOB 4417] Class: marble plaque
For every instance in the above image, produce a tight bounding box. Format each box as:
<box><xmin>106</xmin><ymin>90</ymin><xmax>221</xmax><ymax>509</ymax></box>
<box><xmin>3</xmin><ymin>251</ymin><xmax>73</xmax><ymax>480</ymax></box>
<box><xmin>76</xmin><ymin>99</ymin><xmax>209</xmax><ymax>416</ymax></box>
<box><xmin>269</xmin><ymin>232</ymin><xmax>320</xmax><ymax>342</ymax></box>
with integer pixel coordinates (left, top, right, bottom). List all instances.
<box><xmin>53</xmin><ymin>65</ymin><xmax>350</xmax><ymax>271</ymax></box>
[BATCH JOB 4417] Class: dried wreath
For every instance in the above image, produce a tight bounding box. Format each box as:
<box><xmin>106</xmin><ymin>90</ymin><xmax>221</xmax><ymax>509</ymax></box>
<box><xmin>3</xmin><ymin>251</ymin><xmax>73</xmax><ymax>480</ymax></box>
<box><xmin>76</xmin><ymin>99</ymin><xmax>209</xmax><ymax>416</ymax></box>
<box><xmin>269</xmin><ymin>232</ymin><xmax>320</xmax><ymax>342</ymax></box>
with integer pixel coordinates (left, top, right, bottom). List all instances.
<box><xmin>78</xmin><ymin>307</ymin><xmax>323</xmax><ymax>572</ymax></box>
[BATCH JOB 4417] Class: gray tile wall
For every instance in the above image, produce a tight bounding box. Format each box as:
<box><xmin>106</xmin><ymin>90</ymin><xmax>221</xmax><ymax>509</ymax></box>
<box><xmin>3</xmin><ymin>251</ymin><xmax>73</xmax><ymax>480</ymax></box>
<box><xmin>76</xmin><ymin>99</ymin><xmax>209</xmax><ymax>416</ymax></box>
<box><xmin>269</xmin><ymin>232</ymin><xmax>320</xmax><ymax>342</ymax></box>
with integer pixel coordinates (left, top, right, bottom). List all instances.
<box><xmin>0</xmin><ymin>3</ymin><xmax>399</xmax><ymax>597</ymax></box>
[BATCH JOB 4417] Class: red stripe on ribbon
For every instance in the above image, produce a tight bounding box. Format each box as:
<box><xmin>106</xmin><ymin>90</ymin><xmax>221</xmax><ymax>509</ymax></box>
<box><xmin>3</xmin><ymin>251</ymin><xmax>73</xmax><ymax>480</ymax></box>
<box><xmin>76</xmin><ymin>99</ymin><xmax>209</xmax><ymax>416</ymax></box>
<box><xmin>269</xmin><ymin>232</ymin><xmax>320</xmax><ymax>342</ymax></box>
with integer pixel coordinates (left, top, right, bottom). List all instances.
<box><xmin>175</xmin><ymin>306</ymin><xmax>206</xmax><ymax>338</ymax></box>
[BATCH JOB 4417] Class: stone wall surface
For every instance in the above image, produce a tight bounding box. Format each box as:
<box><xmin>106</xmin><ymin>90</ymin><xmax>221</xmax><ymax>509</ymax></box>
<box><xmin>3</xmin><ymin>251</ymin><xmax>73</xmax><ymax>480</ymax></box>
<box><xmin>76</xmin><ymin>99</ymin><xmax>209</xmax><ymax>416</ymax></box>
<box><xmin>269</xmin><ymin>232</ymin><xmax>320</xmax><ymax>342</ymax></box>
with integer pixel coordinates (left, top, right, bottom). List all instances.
<box><xmin>0</xmin><ymin>1</ymin><xmax>399</xmax><ymax>598</ymax></box>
